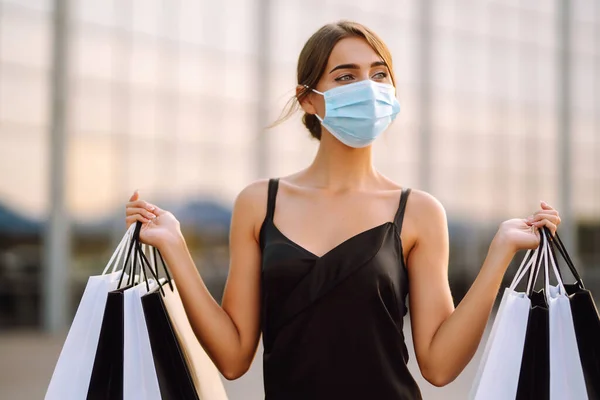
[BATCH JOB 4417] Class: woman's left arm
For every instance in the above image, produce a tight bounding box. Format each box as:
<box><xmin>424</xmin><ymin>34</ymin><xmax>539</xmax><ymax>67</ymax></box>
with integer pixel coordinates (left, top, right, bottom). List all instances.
<box><xmin>406</xmin><ymin>192</ymin><xmax>561</xmax><ymax>387</ymax></box>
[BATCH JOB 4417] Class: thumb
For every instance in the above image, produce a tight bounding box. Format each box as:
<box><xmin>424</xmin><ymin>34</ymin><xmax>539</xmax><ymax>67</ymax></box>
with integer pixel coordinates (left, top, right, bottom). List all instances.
<box><xmin>129</xmin><ymin>189</ymin><xmax>139</xmax><ymax>202</ymax></box>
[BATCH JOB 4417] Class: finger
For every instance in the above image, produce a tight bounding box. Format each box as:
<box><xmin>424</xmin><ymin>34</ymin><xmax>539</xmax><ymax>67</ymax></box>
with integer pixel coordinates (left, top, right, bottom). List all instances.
<box><xmin>532</xmin><ymin>213</ymin><xmax>561</xmax><ymax>226</ymax></box>
<box><xmin>531</xmin><ymin>218</ymin><xmax>557</xmax><ymax>236</ymax></box>
<box><xmin>540</xmin><ymin>201</ymin><xmax>554</xmax><ymax>210</ymax></box>
<box><xmin>126</xmin><ymin>200</ymin><xmax>156</xmax><ymax>213</ymax></box>
<box><xmin>147</xmin><ymin>204</ymin><xmax>166</xmax><ymax>216</ymax></box>
<box><xmin>129</xmin><ymin>189</ymin><xmax>139</xmax><ymax>202</ymax></box>
<box><xmin>527</xmin><ymin>212</ymin><xmax>558</xmax><ymax>224</ymax></box>
<box><xmin>126</xmin><ymin>214</ymin><xmax>150</xmax><ymax>228</ymax></box>
<box><xmin>534</xmin><ymin>209</ymin><xmax>558</xmax><ymax>216</ymax></box>
<box><xmin>125</xmin><ymin>207</ymin><xmax>157</xmax><ymax>220</ymax></box>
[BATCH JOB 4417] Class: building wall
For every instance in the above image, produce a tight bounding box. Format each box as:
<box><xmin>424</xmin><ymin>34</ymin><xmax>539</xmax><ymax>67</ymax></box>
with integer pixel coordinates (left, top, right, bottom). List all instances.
<box><xmin>0</xmin><ymin>0</ymin><xmax>598</xmax><ymax>222</ymax></box>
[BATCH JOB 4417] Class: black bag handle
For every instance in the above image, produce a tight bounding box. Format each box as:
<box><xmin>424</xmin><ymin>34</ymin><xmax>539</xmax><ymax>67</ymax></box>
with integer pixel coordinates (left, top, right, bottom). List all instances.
<box><xmin>134</xmin><ymin>238</ymin><xmax>163</xmax><ymax>295</ymax></box>
<box><xmin>116</xmin><ymin>221</ymin><xmax>175</xmax><ymax>294</ymax></box>
<box><xmin>542</xmin><ymin>226</ymin><xmax>584</xmax><ymax>288</ymax></box>
<box><xmin>117</xmin><ymin>222</ymin><xmax>142</xmax><ymax>289</ymax></box>
<box><xmin>153</xmin><ymin>247</ymin><xmax>174</xmax><ymax>292</ymax></box>
<box><xmin>131</xmin><ymin>221</ymin><xmax>174</xmax><ymax>294</ymax></box>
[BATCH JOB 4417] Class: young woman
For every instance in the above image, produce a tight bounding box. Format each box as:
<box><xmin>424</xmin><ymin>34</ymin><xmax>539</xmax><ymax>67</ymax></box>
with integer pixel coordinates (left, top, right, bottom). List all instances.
<box><xmin>125</xmin><ymin>21</ymin><xmax>561</xmax><ymax>399</ymax></box>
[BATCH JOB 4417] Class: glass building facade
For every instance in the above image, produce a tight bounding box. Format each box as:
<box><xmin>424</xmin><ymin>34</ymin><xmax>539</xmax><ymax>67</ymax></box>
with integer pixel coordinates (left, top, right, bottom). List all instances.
<box><xmin>0</xmin><ymin>0</ymin><xmax>599</xmax><ymax>294</ymax></box>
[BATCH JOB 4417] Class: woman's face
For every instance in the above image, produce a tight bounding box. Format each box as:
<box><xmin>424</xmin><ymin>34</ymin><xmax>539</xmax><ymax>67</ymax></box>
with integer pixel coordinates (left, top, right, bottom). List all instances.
<box><xmin>302</xmin><ymin>37</ymin><xmax>393</xmax><ymax>119</ymax></box>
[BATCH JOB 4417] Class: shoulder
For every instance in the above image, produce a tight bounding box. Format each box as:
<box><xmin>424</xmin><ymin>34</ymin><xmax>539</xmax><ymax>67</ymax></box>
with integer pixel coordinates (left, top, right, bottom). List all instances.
<box><xmin>380</xmin><ymin>174</ymin><xmax>446</xmax><ymax>222</ymax></box>
<box><xmin>403</xmin><ymin>189</ymin><xmax>449</xmax><ymax>247</ymax></box>
<box><xmin>405</xmin><ymin>189</ymin><xmax>446</xmax><ymax>221</ymax></box>
<box><xmin>233</xmin><ymin>179</ymin><xmax>271</xmax><ymax>237</ymax></box>
<box><xmin>235</xmin><ymin>179</ymin><xmax>270</xmax><ymax>204</ymax></box>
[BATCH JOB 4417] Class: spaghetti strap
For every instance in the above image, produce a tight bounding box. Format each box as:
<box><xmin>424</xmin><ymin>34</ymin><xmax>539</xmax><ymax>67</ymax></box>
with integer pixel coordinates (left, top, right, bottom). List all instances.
<box><xmin>265</xmin><ymin>178</ymin><xmax>280</xmax><ymax>221</ymax></box>
<box><xmin>393</xmin><ymin>188</ymin><xmax>411</xmax><ymax>235</ymax></box>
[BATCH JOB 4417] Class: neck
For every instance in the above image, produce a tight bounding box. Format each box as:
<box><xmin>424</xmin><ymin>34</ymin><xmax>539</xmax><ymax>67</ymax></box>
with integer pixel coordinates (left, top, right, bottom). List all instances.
<box><xmin>306</xmin><ymin>132</ymin><xmax>377</xmax><ymax>191</ymax></box>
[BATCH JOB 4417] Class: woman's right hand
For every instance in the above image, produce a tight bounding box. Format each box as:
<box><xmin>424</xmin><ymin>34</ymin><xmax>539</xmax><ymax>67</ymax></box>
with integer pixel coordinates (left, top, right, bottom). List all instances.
<box><xmin>125</xmin><ymin>190</ymin><xmax>182</xmax><ymax>250</ymax></box>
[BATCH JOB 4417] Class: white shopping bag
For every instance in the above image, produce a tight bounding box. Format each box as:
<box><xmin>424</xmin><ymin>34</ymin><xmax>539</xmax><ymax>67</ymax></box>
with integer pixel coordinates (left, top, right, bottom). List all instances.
<box><xmin>542</xmin><ymin>230</ymin><xmax>588</xmax><ymax>400</ymax></box>
<box><xmin>470</xmin><ymin>247</ymin><xmax>540</xmax><ymax>400</ymax></box>
<box><xmin>123</xmin><ymin>279</ymin><xmax>161</xmax><ymax>400</ymax></box>
<box><xmin>45</xmin><ymin>224</ymin><xmax>135</xmax><ymax>400</ymax></box>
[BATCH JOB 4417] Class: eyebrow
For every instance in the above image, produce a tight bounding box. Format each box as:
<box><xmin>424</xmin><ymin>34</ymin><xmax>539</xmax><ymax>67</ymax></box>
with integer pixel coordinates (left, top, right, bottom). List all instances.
<box><xmin>329</xmin><ymin>61</ymin><xmax>388</xmax><ymax>74</ymax></box>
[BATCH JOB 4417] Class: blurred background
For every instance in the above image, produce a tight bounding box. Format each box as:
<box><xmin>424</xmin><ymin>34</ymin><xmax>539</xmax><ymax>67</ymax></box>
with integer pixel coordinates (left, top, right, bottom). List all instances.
<box><xmin>0</xmin><ymin>0</ymin><xmax>598</xmax><ymax>398</ymax></box>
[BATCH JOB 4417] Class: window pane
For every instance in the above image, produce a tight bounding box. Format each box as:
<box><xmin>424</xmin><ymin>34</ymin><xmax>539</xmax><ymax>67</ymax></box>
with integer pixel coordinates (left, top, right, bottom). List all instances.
<box><xmin>0</xmin><ymin>10</ymin><xmax>51</xmax><ymax>69</ymax></box>
<box><xmin>0</xmin><ymin>67</ymin><xmax>49</xmax><ymax>127</ymax></box>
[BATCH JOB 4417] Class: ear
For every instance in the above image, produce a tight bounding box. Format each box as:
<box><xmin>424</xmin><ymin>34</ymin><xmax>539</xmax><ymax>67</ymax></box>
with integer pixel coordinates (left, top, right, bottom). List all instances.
<box><xmin>296</xmin><ymin>85</ymin><xmax>318</xmax><ymax>115</ymax></box>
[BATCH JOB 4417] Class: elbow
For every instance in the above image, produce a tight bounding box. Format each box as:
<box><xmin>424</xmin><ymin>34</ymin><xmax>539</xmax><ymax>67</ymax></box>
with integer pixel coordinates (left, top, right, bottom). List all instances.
<box><xmin>424</xmin><ymin>375</ymin><xmax>454</xmax><ymax>388</ymax></box>
<box><xmin>219</xmin><ymin>359</ymin><xmax>252</xmax><ymax>381</ymax></box>
<box><xmin>421</xmin><ymin>367</ymin><xmax>457</xmax><ymax>388</ymax></box>
<box><xmin>221</xmin><ymin>369</ymin><xmax>244</xmax><ymax>381</ymax></box>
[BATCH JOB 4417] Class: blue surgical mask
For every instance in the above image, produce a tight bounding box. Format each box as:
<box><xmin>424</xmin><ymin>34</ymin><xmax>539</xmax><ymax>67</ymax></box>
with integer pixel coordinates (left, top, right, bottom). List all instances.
<box><xmin>309</xmin><ymin>79</ymin><xmax>401</xmax><ymax>148</ymax></box>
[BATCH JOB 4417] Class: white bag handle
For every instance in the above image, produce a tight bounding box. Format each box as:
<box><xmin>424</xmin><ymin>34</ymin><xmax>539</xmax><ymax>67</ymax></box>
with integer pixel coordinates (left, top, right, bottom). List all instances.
<box><xmin>102</xmin><ymin>223</ymin><xmax>136</xmax><ymax>275</ymax></box>
<box><xmin>112</xmin><ymin>225</ymin><xmax>136</xmax><ymax>275</ymax></box>
<box><xmin>542</xmin><ymin>229</ymin><xmax>566</xmax><ymax>299</ymax></box>
<box><xmin>509</xmin><ymin>247</ymin><xmax>540</xmax><ymax>291</ymax></box>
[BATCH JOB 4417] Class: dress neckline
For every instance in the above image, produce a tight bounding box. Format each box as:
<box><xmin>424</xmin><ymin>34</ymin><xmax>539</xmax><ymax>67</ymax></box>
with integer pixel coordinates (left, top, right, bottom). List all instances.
<box><xmin>269</xmin><ymin>220</ymin><xmax>395</xmax><ymax>259</ymax></box>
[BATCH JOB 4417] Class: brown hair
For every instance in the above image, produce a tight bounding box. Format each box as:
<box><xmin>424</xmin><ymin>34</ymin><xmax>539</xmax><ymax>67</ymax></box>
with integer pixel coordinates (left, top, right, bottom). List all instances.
<box><xmin>273</xmin><ymin>20</ymin><xmax>396</xmax><ymax>140</ymax></box>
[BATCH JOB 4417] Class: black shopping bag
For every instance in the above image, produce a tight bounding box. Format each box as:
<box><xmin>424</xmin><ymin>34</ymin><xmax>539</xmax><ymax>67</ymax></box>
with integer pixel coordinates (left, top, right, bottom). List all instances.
<box><xmin>87</xmin><ymin>223</ymin><xmax>143</xmax><ymax>400</ymax></box>
<box><xmin>516</xmin><ymin>233</ymin><xmax>550</xmax><ymax>400</ymax></box>
<box><xmin>135</xmin><ymin>230</ymin><xmax>229</xmax><ymax>399</ymax></box>
<box><xmin>548</xmin><ymin>231</ymin><xmax>600</xmax><ymax>399</ymax></box>
<box><xmin>142</xmin><ymin>284</ymin><xmax>200</xmax><ymax>400</ymax></box>
<box><xmin>515</xmin><ymin>289</ymin><xmax>549</xmax><ymax>400</ymax></box>
<box><xmin>86</xmin><ymin>289</ymin><xmax>126</xmax><ymax>400</ymax></box>
<box><xmin>131</xmin><ymin>237</ymin><xmax>200</xmax><ymax>400</ymax></box>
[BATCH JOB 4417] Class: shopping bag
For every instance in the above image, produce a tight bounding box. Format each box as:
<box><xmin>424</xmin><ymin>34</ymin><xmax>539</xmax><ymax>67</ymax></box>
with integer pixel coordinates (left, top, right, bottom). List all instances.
<box><xmin>87</xmin><ymin>224</ymin><xmax>143</xmax><ymax>400</ymax></box>
<box><xmin>142</xmin><ymin>281</ymin><xmax>199</xmax><ymax>399</ymax></box>
<box><xmin>470</xmin><ymin>246</ymin><xmax>541</xmax><ymax>400</ymax></box>
<box><xmin>45</xmin><ymin>224</ymin><xmax>134</xmax><ymax>400</ymax></box>
<box><xmin>137</xmin><ymin>238</ymin><xmax>228</xmax><ymax>400</ymax></box>
<box><xmin>565</xmin><ymin>284</ymin><xmax>600</xmax><ymax>399</ymax></box>
<box><xmin>516</xmin><ymin>232</ymin><xmax>550</xmax><ymax>400</ymax></box>
<box><xmin>87</xmin><ymin>287</ymin><xmax>127</xmax><ymax>400</ymax></box>
<box><xmin>161</xmin><ymin>282</ymin><xmax>229</xmax><ymax>400</ymax></box>
<box><xmin>548</xmin><ymin>229</ymin><xmax>600</xmax><ymax>399</ymax></box>
<box><xmin>537</xmin><ymin>229</ymin><xmax>588</xmax><ymax>400</ymax></box>
<box><xmin>123</xmin><ymin>278</ymin><xmax>161</xmax><ymax>400</ymax></box>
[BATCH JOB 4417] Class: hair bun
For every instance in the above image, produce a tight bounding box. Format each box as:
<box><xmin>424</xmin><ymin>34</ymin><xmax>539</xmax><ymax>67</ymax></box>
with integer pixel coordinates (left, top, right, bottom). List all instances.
<box><xmin>303</xmin><ymin>113</ymin><xmax>322</xmax><ymax>140</ymax></box>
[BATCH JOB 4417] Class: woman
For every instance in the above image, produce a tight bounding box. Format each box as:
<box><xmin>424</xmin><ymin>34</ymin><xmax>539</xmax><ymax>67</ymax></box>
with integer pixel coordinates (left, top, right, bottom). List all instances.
<box><xmin>125</xmin><ymin>21</ymin><xmax>561</xmax><ymax>399</ymax></box>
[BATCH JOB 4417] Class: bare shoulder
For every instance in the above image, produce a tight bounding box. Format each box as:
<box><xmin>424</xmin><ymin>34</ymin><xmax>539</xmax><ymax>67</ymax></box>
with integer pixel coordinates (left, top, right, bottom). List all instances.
<box><xmin>379</xmin><ymin>174</ymin><xmax>445</xmax><ymax>219</ymax></box>
<box><xmin>236</xmin><ymin>179</ymin><xmax>270</xmax><ymax>204</ymax></box>
<box><xmin>233</xmin><ymin>179</ymin><xmax>271</xmax><ymax>239</ymax></box>
<box><xmin>405</xmin><ymin>189</ymin><xmax>446</xmax><ymax>220</ymax></box>
<box><xmin>402</xmin><ymin>189</ymin><xmax>448</xmax><ymax>252</ymax></box>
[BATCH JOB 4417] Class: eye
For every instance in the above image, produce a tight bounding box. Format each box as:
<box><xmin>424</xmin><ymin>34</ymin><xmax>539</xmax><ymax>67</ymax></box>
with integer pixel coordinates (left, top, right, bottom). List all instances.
<box><xmin>335</xmin><ymin>74</ymin><xmax>354</xmax><ymax>82</ymax></box>
<box><xmin>372</xmin><ymin>71</ymin><xmax>388</xmax><ymax>80</ymax></box>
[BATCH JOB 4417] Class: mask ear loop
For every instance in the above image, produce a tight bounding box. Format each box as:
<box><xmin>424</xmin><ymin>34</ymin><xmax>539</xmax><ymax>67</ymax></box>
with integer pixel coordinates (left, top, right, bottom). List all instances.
<box><xmin>302</xmin><ymin>84</ymin><xmax>323</xmax><ymax>95</ymax></box>
<box><xmin>302</xmin><ymin>85</ymin><xmax>325</xmax><ymax>122</ymax></box>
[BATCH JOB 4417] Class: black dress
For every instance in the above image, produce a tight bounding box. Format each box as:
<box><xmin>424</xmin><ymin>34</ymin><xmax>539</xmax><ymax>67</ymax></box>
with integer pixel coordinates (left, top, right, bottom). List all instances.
<box><xmin>259</xmin><ymin>179</ymin><xmax>422</xmax><ymax>400</ymax></box>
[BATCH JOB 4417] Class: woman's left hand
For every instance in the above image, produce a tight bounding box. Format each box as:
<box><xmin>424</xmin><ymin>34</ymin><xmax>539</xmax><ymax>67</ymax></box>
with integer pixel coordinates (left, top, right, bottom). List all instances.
<box><xmin>494</xmin><ymin>201</ymin><xmax>562</xmax><ymax>253</ymax></box>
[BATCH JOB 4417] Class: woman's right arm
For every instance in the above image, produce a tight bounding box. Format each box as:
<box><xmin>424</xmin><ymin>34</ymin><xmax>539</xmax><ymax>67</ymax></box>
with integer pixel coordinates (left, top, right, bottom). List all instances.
<box><xmin>126</xmin><ymin>181</ymin><xmax>267</xmax><ymax>380</ymax></box>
